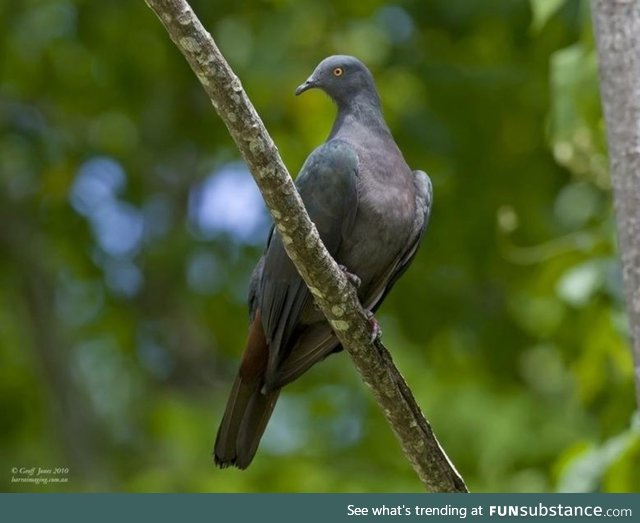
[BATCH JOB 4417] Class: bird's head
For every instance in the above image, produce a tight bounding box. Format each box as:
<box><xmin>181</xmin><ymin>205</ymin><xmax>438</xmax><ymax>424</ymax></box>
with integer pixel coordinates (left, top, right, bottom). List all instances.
<box><xmin>295</xmin><ymin>55</ymin><xmax>379</xmax><ymax>108</ymax></box>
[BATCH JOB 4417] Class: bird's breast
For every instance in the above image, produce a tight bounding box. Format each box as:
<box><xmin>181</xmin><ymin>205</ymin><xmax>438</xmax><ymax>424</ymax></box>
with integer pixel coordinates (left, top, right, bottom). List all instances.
<box><xmin>336</xmin><ymin>149</ymin><xmax>416</xmax><ymax>300</ymax></box>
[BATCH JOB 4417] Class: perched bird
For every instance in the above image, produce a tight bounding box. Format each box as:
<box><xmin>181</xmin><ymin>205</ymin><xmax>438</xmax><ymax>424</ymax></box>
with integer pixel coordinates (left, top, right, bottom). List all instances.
<box><xmin>214</xmin><ymin>55</ymin><xmax>432</xmax><ymax>469</ymax></box>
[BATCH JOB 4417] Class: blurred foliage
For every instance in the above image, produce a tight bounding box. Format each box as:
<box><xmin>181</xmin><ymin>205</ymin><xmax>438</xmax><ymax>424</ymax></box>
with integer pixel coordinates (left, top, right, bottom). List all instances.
<box><xmin>1</xmin><ymin>0</ymin><xmax>638</xmax><ymax>492</ymax></box>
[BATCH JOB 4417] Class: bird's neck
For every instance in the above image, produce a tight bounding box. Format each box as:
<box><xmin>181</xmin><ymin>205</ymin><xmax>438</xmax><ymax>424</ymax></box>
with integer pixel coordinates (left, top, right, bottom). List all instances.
<box><xmin>328</xmin><ymin>94</ymin><xmax>390</xmax><ymax>141</ymax></box>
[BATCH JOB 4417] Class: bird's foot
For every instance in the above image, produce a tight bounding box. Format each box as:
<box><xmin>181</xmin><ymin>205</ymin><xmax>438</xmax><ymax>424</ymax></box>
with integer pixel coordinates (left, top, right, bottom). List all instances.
<box><xmin>365</xmin><ymin>310</ymin><xmax>382</xmax><ymax>343</ymax></box>
<box><xmin>339</xmin><ymin>264</ymin><xmax>361</xmax><ymax>289</ymax></box>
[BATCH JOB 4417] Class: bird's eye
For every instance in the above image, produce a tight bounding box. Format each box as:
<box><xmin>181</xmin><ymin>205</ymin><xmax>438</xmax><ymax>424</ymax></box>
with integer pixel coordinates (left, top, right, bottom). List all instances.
<box><xmin>333</xmin><ymin>67</ymin><xmax>344</xmax><ymax>77</ymax></box>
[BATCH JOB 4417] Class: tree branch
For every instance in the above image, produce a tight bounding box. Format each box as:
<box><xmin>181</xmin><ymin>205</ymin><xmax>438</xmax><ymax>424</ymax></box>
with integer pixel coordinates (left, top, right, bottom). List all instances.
<box><xmin>592</xmin><ymin>0</ymin><xmax>640</xmax><ymax>409</ymax></box>
<box><xmin>145</xmin><ymin>0</ymin><xmax>467</xmax><ymax>492</ymax></box>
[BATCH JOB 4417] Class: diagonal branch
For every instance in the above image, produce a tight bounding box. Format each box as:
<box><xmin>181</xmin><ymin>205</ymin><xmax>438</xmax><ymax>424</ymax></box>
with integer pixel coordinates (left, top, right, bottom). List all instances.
<box><xmin>145</xmin><ymin>0</ymin><xmax>467</xmax><ymax>492</ymax></box>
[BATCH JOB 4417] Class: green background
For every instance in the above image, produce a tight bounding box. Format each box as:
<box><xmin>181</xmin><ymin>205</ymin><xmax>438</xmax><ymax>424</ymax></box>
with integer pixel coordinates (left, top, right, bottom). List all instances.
<box><xmin>1</xmin><ymin>0</ymin><xmax>638</xmax><ymax>492</ymax></box>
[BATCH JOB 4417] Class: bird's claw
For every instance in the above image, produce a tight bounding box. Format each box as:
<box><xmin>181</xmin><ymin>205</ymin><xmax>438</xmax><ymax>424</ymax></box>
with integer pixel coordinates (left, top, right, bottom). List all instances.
<box><xmin>365</xmin><ymin>310</ymin><xmax>382</xmax><ymax>342</ymax></box>
<box><xmin>339</xmin><ymin>264</ymin><xmax>361</xmax><ymax>289</ymax></box>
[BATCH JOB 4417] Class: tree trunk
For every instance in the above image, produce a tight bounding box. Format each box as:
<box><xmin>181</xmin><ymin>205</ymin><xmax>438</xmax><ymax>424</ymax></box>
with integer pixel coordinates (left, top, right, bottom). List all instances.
<box><xmin>592</xmin><ymin>0</ymin><xmax>640</xmax><ymax>409</ymax></box>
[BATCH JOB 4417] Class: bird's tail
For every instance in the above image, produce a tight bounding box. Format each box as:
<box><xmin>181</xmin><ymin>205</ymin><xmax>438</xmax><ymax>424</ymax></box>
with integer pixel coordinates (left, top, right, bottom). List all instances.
<box><xmin>214</xmin><ymin>310</ymin><xmax>279</xmax><ymax>469</ymax></box>
<box><xmin>214</xmin><ymin>374</ymin><xmax>280</xmax><ymax>469</ymax></box>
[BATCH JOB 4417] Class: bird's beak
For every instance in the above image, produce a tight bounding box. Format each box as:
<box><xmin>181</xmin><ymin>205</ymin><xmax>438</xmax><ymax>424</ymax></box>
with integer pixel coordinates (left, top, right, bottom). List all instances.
<box><xmin>295</xmin><ymin>77</ymin><xmax>317</xmax><ymax>96</ymax></box>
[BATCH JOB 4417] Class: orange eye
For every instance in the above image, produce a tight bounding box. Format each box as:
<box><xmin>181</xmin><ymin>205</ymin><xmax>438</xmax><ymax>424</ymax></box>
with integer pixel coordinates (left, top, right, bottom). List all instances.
<box><xmin>333</xmin><ymin>67</ymin><xmax>344</xmax><ymax>77</ymax></box>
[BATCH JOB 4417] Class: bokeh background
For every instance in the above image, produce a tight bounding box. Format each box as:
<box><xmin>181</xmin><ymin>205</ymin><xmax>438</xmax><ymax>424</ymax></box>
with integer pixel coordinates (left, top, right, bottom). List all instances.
<box><xmin>1</xmin><ymin>0</ymin><xmax>638</xmax><ymax>492</ymax></box>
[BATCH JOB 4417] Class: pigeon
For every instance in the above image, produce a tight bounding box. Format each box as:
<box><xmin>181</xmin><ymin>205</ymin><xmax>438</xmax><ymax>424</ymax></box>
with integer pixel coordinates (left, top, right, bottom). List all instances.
<box><xmin>214</xmin><ymin>55</ymin><xmax>432</xmax><ymax>469</ymax></box>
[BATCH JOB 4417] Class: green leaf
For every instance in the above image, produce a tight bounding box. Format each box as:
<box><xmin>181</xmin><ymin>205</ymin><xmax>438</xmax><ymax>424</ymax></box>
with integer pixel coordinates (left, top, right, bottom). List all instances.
<box><xmin>530</xmin><ymin>0</ymin><xmax>566</xmax><ymax>32</ymax></box>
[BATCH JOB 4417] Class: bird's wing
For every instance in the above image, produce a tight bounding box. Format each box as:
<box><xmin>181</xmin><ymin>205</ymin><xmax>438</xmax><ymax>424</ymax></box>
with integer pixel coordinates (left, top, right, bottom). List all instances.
<box><xmin>365</xmin><ymin>170</ymin><xmax>432</xmax><ymax>311</ymax></box>
<box><xmin>269</xmin><ymin>170</ymin><xmax>431</xmax><ymax>389</ymax></box>
<box><xmin>248</xmin><ymin>251</ymin><xmax>266</xmax><ymax>323</ymax></box>
<box><xmin>259</xmin><ymin>140</ymin><xmax>359</xmax><ymax>384</ymax></box>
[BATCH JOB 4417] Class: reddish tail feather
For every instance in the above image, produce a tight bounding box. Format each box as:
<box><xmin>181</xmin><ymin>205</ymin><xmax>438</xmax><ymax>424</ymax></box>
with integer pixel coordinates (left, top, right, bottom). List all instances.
<box><xmin>214</xmin><ymin>310</ymin><xmax>280</xmax><ymax>469</ymax></box>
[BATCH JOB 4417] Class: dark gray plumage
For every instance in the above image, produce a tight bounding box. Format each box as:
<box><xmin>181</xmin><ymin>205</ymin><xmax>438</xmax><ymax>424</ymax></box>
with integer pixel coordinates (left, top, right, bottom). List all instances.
<box><xmin>214</xmin><ymin>55</ymin><xmax>432</xmax><ymax>469</ymax></box>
